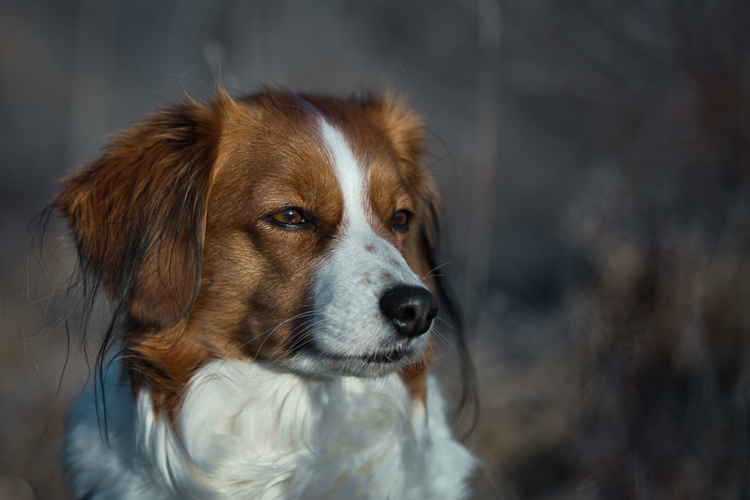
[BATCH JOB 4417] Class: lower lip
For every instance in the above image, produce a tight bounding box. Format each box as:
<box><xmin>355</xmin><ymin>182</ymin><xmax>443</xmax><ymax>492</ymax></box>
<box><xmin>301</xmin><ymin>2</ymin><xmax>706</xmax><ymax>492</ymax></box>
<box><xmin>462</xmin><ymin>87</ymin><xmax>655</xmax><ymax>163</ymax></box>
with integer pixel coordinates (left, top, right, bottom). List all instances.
<box><xmin>364</xmin><ymin>352</ymin><xmax>404</xmax><ymax>363</ymax></box>
<box><xmin>330</xmin><ymin>350</ymin><xmax>410</xmax><ymax>364</ymax></box>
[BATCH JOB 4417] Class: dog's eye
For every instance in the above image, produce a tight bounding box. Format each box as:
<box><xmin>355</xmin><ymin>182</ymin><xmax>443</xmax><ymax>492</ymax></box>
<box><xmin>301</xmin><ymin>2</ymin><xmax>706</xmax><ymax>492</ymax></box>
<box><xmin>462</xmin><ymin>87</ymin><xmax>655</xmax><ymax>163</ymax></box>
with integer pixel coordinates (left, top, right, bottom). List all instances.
<box><xmin>267</xmin><ymin>207</ymin><xmax>318</xmax><ymax>231</ymax></box>
<box><xmin>390</xmin><ymin>210</ymin><xmax>412</xmax><ymax>232</ymax></box>
<box><xmin>272</xmin><ymin>208</ymin><xmax>305</xmax><ymax>225</ymax></box>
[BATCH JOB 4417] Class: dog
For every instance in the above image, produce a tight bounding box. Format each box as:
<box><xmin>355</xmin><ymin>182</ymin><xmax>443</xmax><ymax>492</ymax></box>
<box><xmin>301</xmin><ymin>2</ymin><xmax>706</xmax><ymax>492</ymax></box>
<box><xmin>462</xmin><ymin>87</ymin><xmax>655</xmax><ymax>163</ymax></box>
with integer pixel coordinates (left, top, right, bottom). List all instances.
<box><xmin>56</xmin><ymin>89</ymin><xmax>477</xmax><ymax>499</ymax></box>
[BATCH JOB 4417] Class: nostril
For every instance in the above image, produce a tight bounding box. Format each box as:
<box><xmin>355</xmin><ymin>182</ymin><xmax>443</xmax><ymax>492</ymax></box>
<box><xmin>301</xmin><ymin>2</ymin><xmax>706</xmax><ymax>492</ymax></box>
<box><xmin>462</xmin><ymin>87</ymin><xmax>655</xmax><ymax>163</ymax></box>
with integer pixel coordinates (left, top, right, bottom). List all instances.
<box><xmin>379</xmin><ymin>286</ymin><xmax>438</xmax><ymax>338</ymax></box>
<box><xmin>426</xmin><ymin>306</ymin><xmax>437</xmax><ymax>322</ymax></box>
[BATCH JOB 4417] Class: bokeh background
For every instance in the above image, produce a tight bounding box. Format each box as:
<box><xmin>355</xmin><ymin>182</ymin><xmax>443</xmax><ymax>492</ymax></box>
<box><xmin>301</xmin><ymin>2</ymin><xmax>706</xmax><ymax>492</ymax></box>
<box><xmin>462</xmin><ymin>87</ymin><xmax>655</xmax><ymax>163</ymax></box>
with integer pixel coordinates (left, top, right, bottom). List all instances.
<box><xmin>2</xmin><ymin>0</ymin><xmax>750</xmax><ymax>498</ymax></box>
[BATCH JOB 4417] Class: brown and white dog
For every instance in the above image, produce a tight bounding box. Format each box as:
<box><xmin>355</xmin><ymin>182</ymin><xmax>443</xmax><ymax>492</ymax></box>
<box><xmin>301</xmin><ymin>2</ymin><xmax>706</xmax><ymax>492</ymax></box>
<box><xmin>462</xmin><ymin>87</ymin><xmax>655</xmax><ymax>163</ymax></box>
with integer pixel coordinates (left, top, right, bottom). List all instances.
<box><xmin>57</xmin><ymin>90</ymin><xmax>477</xmax><ymax>499</ymax></box>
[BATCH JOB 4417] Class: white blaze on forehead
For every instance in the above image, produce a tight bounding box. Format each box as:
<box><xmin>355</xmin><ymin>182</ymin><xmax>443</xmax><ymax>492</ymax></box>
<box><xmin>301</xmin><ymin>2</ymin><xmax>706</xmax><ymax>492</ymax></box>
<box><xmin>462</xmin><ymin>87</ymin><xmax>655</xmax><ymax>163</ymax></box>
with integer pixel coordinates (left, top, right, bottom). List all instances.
<box><xmin>305</xmin><ymin>117</ymin><xmax>430</xmax><ymax>374</ymax></box>
<box><xmin>319</xmin><ymin>119</ymin><xmax>370</xmax><ymax>228</ymax></box>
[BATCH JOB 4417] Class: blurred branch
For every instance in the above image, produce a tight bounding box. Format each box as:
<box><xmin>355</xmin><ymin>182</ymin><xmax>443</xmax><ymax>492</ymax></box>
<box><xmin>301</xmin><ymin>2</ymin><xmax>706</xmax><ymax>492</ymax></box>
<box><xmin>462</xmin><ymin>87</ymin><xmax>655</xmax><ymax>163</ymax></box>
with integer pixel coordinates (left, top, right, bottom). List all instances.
<box><xmin>464</xmin><ymin>0</ymin><xmax>501</xmax><ymax>319</ymax></box>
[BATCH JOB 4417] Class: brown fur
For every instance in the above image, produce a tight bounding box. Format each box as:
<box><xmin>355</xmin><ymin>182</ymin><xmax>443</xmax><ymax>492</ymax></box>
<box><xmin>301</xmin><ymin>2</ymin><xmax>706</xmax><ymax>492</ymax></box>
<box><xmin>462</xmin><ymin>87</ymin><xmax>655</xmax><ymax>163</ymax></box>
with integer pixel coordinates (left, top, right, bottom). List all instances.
<box><xmin>56</xmin><ymin>90</ymin><xmax>440</xmax><ymax>418</ymax></box>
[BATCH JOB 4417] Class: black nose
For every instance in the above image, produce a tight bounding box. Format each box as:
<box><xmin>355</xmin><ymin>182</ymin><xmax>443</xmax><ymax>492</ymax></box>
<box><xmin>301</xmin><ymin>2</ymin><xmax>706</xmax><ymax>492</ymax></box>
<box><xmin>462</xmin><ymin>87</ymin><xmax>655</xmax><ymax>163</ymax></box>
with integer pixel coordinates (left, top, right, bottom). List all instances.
<box><xmin>379</xmin><ymin>286</ymin><xmax>438</xmax><ymax>338</ymax></box>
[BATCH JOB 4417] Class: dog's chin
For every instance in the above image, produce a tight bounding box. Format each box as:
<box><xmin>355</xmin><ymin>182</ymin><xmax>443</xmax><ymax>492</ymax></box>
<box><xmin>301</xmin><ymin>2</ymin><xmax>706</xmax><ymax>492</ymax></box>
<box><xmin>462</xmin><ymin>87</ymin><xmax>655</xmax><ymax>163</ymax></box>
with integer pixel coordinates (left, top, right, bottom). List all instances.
<box><xmin>327</xmin><ymin>349</ymin><xmax>417</xmax><ymax>378</ymax></box>
<box><xmin>288</xmin><ymin>342</ymin><xmax>428</xmax><ymax>378</ymax></box>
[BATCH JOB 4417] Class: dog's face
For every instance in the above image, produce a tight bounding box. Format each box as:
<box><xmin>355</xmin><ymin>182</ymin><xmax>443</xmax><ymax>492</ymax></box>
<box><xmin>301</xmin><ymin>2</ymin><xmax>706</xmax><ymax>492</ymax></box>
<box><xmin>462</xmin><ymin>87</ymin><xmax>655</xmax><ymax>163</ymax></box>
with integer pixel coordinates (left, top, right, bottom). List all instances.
<box><xmin>56</xmin><ymin>91</ymin><xmax>441</xmax><ymax>404</ymax></box>
<box><xmin>196</xmin><ymin>94</ymin><xmax>439</xmax><ymax>378</ymax></box>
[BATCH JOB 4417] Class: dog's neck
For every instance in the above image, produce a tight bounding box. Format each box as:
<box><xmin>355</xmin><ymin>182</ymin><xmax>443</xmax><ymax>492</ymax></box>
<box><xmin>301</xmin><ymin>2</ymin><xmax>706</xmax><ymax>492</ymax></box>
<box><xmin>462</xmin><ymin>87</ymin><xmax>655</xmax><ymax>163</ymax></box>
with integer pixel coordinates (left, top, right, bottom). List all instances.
<box><xmin>64</xmin><ymin>358</ymin><xmax>476</xmax><ymax>499</ymax></box>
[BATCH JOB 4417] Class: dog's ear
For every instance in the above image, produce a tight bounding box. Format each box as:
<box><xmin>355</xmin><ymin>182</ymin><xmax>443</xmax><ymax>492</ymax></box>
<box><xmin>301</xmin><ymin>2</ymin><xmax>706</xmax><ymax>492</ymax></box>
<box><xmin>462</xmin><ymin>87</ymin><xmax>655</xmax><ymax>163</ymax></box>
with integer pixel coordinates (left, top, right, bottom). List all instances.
<box><xmin>367</xmin><ymin>95</ymin><xmax>441</xmax><ymax>285</ymax></box>
<box><xmin>56</xmin><ymin>94</ymin><xmax>233</xmax><ymax>327</ymax></box>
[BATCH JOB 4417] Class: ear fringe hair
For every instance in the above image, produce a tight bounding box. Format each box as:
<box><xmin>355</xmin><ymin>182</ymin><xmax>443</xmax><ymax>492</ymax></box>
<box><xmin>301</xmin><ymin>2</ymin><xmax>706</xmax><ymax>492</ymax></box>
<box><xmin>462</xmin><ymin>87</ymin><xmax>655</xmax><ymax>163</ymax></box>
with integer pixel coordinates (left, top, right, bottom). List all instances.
<box><xmin>33</xmin><ymin>100</ymin><xmax>220</xmax><ymax>438</ymax></box>
<box><xmin>419</xmin><ymin>198</ymin><xmax>479</xmax><ymax>438</ymax></box>
<box><xmin>30</xmin><ymin>204</ymin><xmax>125</xmax><ymax>439</ymax></box>
<box><xmin>34</xmin><ymin>196</ymin><xmax>208</xmax><ymax>438</ymax></box>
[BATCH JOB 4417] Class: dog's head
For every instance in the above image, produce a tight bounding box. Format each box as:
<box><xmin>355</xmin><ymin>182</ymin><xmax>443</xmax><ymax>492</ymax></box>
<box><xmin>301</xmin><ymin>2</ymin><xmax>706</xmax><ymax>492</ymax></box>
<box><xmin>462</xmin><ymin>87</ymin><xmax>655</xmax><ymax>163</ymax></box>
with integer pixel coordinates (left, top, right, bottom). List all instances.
<box><xmin>56</xmin><ymin>90</ymin><xmax>448</xmax><ymax>409</ymax></box>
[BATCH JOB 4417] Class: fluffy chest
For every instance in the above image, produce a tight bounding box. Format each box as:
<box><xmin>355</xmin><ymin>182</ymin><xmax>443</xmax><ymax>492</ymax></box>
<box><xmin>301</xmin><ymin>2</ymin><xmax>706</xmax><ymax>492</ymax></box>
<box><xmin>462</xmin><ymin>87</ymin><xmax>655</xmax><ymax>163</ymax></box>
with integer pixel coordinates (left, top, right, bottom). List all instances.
<box><xmin>65</xmin><ymin>359</ymin><xmax>477</xmax><ymax>500</ymax></box>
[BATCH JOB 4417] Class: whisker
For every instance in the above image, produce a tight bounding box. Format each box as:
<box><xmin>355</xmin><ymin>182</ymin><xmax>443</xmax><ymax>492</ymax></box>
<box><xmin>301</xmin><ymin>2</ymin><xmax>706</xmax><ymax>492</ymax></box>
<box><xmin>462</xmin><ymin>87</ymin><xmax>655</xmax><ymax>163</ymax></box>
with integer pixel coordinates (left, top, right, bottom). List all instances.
<box><xmin>431</xmin><ymin>328</ymin><xmax>461</xmax><ymax>360</ymax></box>
<box><xmin>434</xmin><ymin>316</ymin><xmax>457</xmax><ymax>332</ymax></box>
<box><xmin>250</xmin><ymin>312</ymin><xmax>318</xmax><ymax>364</ymax></box>
<box><xmin>226</xmin><ymin>311</ymin><xmax>318</xmax><ymax>360</ymax></box>
<box><xmin>287</xmin><ymin>321</ymin><xmax>327</xmax><ymax>352</ymax></box>
<box><xmin>266</xmin><ymin>319</ymin><xmax>327</xmax><ymax>363</ymax></box>
<box><xmin>420</xmin><ymin>261</ymin><xmax>452</xmax><ymax>281</ymax></box>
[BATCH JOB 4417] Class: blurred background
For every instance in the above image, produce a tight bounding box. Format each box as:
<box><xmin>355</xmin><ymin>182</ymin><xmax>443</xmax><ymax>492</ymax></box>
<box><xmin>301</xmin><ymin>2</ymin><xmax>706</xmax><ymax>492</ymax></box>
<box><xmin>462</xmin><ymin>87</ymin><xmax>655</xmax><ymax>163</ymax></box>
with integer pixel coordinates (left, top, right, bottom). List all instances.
<box><xmin>2</xmin><ymin>0</ymin><xmax>750</xmax><ymax>498</ymax></box>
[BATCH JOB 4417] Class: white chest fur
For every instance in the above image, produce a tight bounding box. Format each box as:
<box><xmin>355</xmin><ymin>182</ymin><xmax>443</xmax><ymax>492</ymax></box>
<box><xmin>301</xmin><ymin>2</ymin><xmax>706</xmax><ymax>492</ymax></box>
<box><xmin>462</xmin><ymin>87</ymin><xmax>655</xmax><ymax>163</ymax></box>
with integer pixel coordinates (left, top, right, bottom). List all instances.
<box><xmin>64</xmin><ymin>359</ymin><xmax>477</xmax><ymax>499</ymax></box>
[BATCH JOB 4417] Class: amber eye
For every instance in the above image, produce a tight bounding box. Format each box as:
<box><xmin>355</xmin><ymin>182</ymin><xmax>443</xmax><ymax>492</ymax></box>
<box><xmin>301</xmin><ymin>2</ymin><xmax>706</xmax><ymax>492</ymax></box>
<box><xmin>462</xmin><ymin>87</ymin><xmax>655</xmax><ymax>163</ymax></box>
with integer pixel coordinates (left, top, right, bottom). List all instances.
<box><xmin>271</xmin><ymin>208</ymin><xmax>305</xmax><ymax>225</ymax></box>
<box><xmin>391</xmin><ymin>210</ymin><xmax>412</xmax><ymax>232</ymax></box>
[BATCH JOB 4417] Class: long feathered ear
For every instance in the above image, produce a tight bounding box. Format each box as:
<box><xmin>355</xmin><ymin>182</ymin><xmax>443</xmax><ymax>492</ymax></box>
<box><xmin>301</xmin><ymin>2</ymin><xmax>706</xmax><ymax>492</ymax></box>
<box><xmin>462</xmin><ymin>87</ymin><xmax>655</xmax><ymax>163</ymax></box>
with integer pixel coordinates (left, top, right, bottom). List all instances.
<box><xmin>55</xmin><ymin>95</ymin><xmax>231</xmax><ymax>327</ymax></box>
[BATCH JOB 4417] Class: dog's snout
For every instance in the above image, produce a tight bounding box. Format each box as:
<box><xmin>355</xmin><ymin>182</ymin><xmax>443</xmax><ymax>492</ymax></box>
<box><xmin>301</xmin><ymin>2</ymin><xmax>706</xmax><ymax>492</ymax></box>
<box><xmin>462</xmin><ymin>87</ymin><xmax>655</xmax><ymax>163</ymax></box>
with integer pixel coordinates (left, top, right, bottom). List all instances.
<box><xmin>379</xmin><ymin>286</ymin><xmax>438</xmax><ymax>338</ymax></box>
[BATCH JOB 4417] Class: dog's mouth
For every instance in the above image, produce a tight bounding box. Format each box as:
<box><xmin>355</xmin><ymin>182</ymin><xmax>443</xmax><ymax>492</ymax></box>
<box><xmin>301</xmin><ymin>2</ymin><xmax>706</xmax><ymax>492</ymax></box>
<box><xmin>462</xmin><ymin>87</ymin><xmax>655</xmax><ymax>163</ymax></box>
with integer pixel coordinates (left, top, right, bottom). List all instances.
<box><xmin>360</xmin><ymin>349</ymin><xmax>408</xmax><ymax>364</ymax></box>
<box><xmin>329</xmin><ymin>348</ymin><xmax>410</xmax><ymax>364</ymax></box>
<box><xmin>289</xmin><ymin>335</ymin><xmax>429</xmax><ymax>377</ymax></box>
